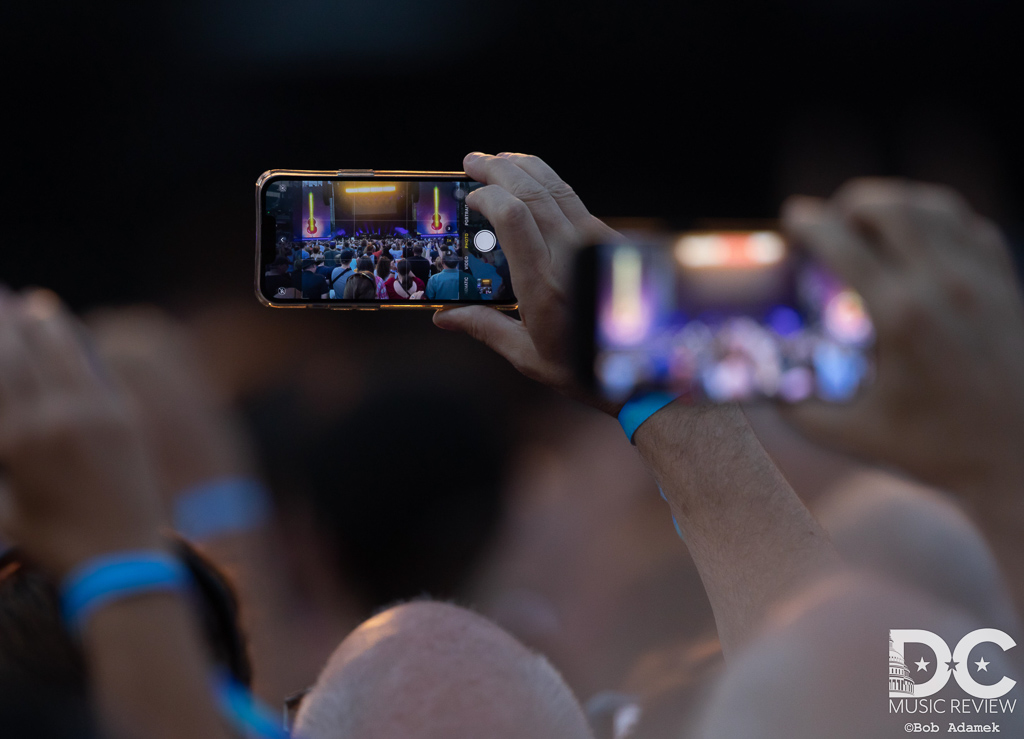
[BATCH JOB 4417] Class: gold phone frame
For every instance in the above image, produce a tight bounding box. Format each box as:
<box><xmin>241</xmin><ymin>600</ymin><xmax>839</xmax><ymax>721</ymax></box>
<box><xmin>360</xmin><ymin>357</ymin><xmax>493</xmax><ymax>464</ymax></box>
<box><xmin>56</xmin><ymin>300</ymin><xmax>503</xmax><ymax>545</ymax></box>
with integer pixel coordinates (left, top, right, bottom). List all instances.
<box><xmin>255</xmin><ymin>169</ymin><xmax>518</xmax><ymax>311</ymax></box>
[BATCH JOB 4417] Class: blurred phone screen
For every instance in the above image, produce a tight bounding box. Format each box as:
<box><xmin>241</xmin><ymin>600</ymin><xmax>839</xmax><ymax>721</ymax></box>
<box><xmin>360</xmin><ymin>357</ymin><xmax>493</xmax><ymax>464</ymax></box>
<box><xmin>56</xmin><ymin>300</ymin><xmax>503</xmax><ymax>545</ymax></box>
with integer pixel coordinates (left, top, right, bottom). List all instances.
<box><xmin>591</xmin><ymin>232</ymin><xmax>874</xmax><ymax>403</ymax></box>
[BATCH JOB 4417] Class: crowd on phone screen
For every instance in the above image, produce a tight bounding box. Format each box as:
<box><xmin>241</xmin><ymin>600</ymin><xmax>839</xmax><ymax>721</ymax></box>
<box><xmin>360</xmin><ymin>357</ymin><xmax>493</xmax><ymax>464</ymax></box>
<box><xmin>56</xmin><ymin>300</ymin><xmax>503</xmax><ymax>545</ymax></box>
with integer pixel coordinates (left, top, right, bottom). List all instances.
<box><xmin>3</xmin><ymin>157</ymin><xmax>1024</xmax><ymax>739</ymax></box>
<box><xmin>265</xmin><ymin>237</ymin><xmax>465</xmax><ymax>301</ymax></box>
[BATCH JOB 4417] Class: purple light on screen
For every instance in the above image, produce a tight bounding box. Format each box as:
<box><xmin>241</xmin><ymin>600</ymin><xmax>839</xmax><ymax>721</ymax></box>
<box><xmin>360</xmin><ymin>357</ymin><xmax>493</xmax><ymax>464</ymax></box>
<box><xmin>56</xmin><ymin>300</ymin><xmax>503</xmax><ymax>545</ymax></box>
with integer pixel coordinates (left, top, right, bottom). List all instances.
<box><xmin>767</xmin><ymin>306</ymin><xmax>803</xmax><ymax>336</ymax></box>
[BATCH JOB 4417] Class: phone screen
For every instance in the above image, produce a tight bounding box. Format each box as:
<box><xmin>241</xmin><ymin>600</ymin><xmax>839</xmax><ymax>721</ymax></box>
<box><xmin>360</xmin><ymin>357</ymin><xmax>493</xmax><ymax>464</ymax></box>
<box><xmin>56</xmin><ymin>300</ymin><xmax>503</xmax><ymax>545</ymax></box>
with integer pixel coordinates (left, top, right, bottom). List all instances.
<box><xmin>586</xmin><ymin>233</ymin><xmax>875</xmax><ymax>403</ymax></box>
<box><xmin>259</xmin><ymin>177</ymin><xmax>514</xmax><ymax>306</ymax></box>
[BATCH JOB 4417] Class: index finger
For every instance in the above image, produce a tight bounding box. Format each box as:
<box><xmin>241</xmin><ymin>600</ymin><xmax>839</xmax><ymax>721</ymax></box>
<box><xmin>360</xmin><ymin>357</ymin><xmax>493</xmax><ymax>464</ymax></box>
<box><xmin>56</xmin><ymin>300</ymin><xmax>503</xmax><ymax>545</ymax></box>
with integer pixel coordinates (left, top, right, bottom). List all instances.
<box><xmin>497</xmin><ymin>153</ymin><xmax>616</xmax><ymax>241</ymax></box>
<box><xmin>463</xmin><ymin>153</ymin><xmax>576</xmax><ymax>245</ymax></box>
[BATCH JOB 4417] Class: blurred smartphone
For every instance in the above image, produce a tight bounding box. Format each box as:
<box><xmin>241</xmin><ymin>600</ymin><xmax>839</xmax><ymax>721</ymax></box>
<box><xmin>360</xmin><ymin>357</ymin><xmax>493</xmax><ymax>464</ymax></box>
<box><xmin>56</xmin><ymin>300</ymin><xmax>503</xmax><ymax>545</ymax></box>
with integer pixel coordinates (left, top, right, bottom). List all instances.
<box><xmin>574</xmin><ymin>230</ymin><xmax>875</xmax><ymax>403</ymax></box>
<box><xmin>255</xmin><ymin>169</ymin><xmax>517</xmax><ymax>309</ymax></box>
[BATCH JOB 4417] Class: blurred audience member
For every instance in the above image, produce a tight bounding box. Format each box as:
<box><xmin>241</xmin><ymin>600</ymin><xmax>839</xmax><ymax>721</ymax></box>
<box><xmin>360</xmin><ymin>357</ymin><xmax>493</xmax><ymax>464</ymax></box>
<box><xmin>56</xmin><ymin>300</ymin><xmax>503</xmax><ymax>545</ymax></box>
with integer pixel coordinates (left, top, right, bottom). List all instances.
<box><xmin>385</xmin><ymin>258</ymin><xmax>425</xmax><ymax>300</ymax></box>
<box><xmin>294</xmin><ymin>601</ymin><xmax>593</xmax><ymax>739</ymax></box>
<box><xmin>329</xmin><ymin>247</ymin><xmax>356</xmax><ymax>297</ymax></box>
<box><xmin>426</xmin><ymin>253</ymin><xmax>462</xmax><ymax>300</ymax></box>
<box><xmin>300</xmin><ymin>258</ymin><xmax>328</xmax><ymax>300</ymax></box>
<box><xmin>408</xmin><ymin>244</ymin><xmax>432</xmax><ymax>284</ymax></box>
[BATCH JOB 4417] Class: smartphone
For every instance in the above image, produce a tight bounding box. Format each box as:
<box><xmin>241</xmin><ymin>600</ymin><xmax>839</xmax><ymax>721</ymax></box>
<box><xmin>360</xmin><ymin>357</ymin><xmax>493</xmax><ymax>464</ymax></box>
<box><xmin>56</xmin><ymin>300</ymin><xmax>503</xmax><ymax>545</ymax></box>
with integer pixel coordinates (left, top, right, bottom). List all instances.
<box><xmin>255</xmin><ymin>170</ymin><xmax>517</xmax><ymax>309</ymax></box>
<box><xmin>574</xmin><ymin>230</ymin><xmax>875</xmax><ymax>403</ymax></box>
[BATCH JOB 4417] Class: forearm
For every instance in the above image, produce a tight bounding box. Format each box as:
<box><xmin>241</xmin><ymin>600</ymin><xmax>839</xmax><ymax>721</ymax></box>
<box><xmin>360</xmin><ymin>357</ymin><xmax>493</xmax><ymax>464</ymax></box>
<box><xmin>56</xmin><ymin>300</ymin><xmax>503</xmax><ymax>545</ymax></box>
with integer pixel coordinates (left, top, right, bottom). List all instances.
<box><xmin>634</xmin><ymin>403</ymin><xmax>841</xmax><ymax>657</ymax></box>
<box><xmin>84</xmin><ymin>592</ymin><xmax>231</xmax><ymax>739</ymax></box>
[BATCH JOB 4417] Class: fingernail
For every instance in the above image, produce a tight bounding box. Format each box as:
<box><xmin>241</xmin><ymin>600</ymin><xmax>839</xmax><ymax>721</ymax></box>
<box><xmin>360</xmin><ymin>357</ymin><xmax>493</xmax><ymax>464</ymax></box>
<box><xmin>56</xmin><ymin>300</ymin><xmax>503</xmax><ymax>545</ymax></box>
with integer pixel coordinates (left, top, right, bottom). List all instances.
<box><xmin>466</xmin><ymin>152</ymin><xmax>485</xmax><ymax>160</ymax></box>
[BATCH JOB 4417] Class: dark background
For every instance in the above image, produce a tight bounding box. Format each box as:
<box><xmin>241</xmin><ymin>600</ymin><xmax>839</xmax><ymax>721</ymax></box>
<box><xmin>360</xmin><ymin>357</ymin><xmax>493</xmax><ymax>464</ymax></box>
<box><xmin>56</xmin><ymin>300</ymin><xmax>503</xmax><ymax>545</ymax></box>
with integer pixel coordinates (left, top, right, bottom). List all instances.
<box><xmin>10</xmin><ymin>0</ymin><xmax>1021</xmax><ymax>310</ymax></box>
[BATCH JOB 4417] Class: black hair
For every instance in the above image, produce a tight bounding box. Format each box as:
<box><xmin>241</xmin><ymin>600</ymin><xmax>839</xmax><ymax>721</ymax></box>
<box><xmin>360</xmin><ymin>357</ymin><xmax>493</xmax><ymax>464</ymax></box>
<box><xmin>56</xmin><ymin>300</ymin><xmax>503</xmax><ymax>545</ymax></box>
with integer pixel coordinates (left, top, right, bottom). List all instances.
<box><xmin>395</xmin><ymin>259</ymin><xmax>413</xmax><ymax>290</ymax></box>
<box><xmin>241</xmin><ymin>388</ymin><xmax>508</xmax><ymax>611</ymax></box>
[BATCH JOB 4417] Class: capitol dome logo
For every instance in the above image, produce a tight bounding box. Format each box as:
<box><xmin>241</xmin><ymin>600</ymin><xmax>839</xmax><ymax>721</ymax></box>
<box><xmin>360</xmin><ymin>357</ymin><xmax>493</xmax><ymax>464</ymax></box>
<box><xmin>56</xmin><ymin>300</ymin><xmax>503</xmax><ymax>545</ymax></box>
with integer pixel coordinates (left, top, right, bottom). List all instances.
<box><xmin>889</xmin><ymin>634</ymin><xmax>915</xmax><ymax>696</ymax></box>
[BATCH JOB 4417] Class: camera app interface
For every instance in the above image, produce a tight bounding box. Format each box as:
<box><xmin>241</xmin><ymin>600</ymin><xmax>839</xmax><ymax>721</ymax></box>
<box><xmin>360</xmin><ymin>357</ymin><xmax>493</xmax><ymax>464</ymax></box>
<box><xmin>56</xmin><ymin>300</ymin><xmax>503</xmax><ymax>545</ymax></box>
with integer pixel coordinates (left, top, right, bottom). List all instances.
<box><xmin>263</xmin><ymin>179</ymin><xmax>513</xmax><ymax>303</ymax></box>
<box><xmin>594</xmin><ymin>234</ymin><xmax>875</xmax><ymax>403</ymax></box>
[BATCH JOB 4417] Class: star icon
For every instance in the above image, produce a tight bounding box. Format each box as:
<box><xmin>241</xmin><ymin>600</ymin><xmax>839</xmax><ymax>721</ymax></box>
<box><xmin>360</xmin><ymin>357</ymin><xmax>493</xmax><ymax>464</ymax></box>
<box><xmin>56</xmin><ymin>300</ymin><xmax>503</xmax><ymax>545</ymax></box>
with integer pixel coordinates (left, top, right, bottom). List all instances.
<box><xmin>945</xmin><ymin>659</ymin><xmax>959</xmax><ymax>672</ymax></box>
<box><xmin>975</xmin><ymin>658</ymin><xmax>990</xmax><ymax>672</ymax></box>
<box><xmin>915</xmin><ymin>658</ymin><xmax>930</xmax><ymax>672</ymax></box>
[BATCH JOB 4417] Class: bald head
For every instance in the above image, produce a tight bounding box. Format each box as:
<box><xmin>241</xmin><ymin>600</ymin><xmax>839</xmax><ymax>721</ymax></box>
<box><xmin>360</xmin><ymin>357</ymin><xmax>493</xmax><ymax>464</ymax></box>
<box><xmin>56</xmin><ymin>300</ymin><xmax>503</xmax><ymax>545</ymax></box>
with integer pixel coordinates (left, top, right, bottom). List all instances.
<box><xmin>295</xmin><ymin>601</ymin><xmax>593</xmax><ymax>739</ymax></box>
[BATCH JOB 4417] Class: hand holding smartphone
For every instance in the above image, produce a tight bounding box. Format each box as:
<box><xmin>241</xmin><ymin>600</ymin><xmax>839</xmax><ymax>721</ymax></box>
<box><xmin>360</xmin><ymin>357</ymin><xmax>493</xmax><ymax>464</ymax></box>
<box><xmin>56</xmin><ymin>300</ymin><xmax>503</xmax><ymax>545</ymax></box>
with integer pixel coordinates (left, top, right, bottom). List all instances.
<box><xmin>256</xmin><ymin>161</ymin><xmax>873</xmax><ymax>408</ymax></box>
<box><xmin>256</xmin><ymin>170</ymin><xmax>517</xmax><ymax>309</ymax></box>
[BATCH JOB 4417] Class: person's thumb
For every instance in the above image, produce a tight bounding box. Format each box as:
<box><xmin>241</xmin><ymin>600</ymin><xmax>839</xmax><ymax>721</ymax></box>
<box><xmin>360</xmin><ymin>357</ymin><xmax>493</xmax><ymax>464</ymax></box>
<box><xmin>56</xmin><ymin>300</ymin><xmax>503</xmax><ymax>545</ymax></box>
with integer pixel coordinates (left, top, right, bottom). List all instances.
<box><xmin>433</xmin><ymin>306</ymin><xmax>534</xmax><ymax>371</ymax></box>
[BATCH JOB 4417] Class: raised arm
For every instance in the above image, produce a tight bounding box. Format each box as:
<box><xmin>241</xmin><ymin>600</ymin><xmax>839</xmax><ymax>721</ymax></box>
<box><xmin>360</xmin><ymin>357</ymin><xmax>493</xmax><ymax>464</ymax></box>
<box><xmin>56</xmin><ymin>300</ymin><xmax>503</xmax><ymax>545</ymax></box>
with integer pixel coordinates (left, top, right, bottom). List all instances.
<box><xmin>0</xmin><ymin>290</ymin><xmax>230</xmax><ymax>739</ymax></box>
<box><xmin>781</xmin><ymin>180</ymin><xmax>1024</xmax><ymax>617</ymax></box>
<box><xmin>434</xmin><ymin>153</ymin><xmax>840</xmax><ymax>656</ymax></box>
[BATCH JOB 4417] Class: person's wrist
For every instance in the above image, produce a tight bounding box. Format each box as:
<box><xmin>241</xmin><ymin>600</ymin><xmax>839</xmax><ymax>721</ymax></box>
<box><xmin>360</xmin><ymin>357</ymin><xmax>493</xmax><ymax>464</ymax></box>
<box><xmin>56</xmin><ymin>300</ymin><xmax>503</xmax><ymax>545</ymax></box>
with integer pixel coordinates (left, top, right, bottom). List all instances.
<box><xmin>60</xmin><ymin>548</ymin><xmax>190</xmax><ymax>637</ymax></box>
<box><xmin>618</xmin><ymin>392</ymin><xmax>680</xmax><ymax>444</ymax></box>
<box><xmin>634</xmin><ymin>402</ymin><xmax>750</xmax><ymax>475</ymax></box>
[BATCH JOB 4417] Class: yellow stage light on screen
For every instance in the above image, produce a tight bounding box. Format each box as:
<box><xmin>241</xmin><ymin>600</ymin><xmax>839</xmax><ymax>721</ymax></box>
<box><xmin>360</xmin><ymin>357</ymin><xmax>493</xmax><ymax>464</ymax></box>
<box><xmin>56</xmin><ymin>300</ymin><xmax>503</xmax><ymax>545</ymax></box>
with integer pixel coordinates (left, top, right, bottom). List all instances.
<box><xmin>608</xmin><ymin>246</ymin><xmax>646</xmax><ymax>343</ymax></box>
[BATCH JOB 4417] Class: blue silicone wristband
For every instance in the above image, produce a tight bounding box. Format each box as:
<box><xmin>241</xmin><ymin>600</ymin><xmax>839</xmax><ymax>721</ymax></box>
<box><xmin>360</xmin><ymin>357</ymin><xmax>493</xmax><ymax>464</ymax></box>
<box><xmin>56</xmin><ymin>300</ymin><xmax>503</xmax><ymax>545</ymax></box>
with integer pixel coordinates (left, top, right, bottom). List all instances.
<box><xmin>174</xmin><ymin>477</ymin><xmax>272</xmax><ymax>542</ymax></box>
<box><xmin>61</xmin><ymin>550</ymin><xmax>191</xmax><ymax>635</ymax></box>
<box><xmin>618</xmin><ymin>392</ymin><xmax>678</xmax><ymax>444</ymax></box>
<box><xmin>212</xmin><ymin>669</ymin><xmax>290</xmax><ymax>739</ymax></box>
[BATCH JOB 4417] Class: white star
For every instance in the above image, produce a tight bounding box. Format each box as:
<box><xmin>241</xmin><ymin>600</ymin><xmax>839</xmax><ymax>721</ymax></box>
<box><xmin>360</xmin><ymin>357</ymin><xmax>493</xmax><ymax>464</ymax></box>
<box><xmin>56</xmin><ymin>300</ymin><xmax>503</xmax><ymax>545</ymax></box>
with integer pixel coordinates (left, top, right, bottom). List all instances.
<box><xmin>915</xmin><ymin>658</ymin><xmax>930</xmax><ymax>672</ymax></box>
<box><xmin>975</xmin><ymin>658</ymin><xmax>990</xmax><ymax>672</ymax></box>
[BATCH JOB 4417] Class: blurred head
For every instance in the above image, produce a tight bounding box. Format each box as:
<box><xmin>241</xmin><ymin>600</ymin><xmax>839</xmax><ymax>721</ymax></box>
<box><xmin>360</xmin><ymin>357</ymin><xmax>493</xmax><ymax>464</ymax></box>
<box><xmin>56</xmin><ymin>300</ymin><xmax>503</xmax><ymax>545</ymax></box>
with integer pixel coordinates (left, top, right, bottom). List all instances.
<box><xmin>356</xmin><ymin>256</ymin><xmax>374</xmax><ymax>273</ymax></box>
<box><xmin>442</xmin><ymin>254</ymin><xmax>460</xmax><ymax>270</ymax></box>
<box><xmin>376</xmin><ymin>257</ymin><xmax>392</xmax><ymax>280</ymax></box>
<box><xmin>295</xmin><ymin>601</ymin><xmax>592</xmax><ymax>739</ymax></box>
<box><xmin>243</xmin><ymin>386</ymin><xmax>508</xmax><ymax>611</ymax></box>
<box><xmin>395</xmin><ymin>259</ymin><xmax>410</xmax><ymax>277</ymax></box>
<box><xmin>339</xmin><ymin>248</ymin><xmax>355</xmax><ymax>263</ymax></box>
